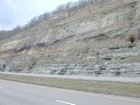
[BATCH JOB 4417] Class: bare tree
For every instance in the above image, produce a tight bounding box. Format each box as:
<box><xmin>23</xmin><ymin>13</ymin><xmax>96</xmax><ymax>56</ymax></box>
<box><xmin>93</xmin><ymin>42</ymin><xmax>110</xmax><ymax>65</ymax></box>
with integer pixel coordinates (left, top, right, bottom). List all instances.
<box><xmin>0</xmin><ymin>0</ymin><xmax>96</xmax><ymax>40</ymax></box>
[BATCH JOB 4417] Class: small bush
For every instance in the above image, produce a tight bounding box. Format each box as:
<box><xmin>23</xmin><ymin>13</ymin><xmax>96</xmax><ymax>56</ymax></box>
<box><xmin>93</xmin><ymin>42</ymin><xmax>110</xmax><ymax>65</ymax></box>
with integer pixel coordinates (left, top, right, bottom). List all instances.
<box><xmin>128</xmin><ymin>35</ymin><xmax>135</xmax><ymax>43</ymax></box>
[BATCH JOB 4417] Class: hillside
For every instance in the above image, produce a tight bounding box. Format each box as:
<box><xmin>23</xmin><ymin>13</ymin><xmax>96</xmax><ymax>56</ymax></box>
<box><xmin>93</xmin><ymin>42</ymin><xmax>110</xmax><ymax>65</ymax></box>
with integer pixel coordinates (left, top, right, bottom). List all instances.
<box><xmin>0</xmin><ymin>0</ymin><xmax>140</xmax><ymax>77</ymax></box>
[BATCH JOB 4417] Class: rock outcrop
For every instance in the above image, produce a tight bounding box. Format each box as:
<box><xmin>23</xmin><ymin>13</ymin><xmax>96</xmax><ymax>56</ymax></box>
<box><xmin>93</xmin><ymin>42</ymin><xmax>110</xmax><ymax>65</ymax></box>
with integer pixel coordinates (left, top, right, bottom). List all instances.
<box><xmin>0</xmin><ymin>0</ymin><xmax>140</xmax><ymax>77</ymax></box>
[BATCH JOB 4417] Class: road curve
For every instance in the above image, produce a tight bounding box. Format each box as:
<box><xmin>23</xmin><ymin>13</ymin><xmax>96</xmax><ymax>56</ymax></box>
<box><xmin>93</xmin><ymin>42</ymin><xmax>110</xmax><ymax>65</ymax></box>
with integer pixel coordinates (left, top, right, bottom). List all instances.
<box><xmin>0</xmin><ymin>79</ymin><xmax>140</xmax><ymax>105</ymax></box>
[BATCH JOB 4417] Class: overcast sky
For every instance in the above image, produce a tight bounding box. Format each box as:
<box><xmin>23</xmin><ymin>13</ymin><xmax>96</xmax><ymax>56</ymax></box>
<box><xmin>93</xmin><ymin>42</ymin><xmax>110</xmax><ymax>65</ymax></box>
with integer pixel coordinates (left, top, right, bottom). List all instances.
<box><xmin>0</xmin><ymin>0</ymin><xmax>78</xmax><ymax>31</ymax></box>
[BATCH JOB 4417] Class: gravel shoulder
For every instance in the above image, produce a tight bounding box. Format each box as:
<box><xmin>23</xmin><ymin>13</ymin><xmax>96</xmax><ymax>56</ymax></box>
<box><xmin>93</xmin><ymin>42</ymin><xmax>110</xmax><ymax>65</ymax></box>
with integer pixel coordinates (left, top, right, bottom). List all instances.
<box><xmin>0</xmin><ymin>72</ymin><xmax>140</xmax><ymax>98</ymax></box>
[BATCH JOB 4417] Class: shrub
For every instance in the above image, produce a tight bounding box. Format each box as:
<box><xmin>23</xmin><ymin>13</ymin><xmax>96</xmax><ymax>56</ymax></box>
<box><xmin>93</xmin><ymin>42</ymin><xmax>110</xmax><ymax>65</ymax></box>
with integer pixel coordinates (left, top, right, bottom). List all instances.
<box><xmin>128</xmin><ymin>34</ymin><xmax>135</xmax><ymax>43</ymax></box>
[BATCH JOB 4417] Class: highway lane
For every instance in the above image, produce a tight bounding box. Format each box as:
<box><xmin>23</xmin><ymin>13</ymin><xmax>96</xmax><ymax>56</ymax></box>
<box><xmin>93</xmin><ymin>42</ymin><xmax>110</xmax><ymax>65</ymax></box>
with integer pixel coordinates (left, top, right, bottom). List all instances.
<box><xmin>0</xmin><ymin>79</ymin><xmax>140</xmax><ymax>105</ymax></box>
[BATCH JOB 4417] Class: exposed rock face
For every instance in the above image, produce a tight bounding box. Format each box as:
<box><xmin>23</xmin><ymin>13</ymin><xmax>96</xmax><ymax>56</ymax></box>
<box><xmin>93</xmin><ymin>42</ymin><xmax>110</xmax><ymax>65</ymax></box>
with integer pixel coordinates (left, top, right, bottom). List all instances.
<box><xmin>0</xmin><ymin>0</ymin><xmax>140</xmax><ymax>77</ymax></box>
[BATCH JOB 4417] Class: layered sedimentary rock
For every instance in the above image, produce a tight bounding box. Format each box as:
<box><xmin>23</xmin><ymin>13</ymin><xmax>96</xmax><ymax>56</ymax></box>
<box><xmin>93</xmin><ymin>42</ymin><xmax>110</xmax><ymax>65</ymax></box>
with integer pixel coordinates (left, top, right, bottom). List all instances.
<box><xmin>0</xmin><ymin>0</ymin><xmax>140</xmax><ymax>77</ymax></box>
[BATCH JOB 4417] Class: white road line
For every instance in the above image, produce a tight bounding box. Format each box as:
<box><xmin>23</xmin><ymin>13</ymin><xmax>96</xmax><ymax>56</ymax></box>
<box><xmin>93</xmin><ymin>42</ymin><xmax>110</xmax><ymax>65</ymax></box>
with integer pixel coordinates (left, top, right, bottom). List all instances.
<box><xmin>0</xmin><ymin>86</ymin><xmax>3</xmax><ymax>88</ymax></box>
<box><xmin>56</xmin><ymin>100</ymin><xmax>76</xmax><ymax>105</ymax></box>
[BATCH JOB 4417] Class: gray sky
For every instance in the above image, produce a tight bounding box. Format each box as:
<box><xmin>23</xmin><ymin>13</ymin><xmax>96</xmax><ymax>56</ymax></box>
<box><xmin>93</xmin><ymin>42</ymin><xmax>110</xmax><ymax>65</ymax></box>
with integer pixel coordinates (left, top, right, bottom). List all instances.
<box><xmin>0</xmin><ymin>0</ymin><xmax>78</xmax><ymax>30</ymax></box>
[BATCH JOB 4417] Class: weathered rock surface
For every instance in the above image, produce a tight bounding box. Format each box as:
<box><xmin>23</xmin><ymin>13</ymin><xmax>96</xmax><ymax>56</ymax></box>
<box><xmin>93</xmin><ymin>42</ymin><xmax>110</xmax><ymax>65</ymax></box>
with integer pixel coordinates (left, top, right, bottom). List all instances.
<box><xmin>0</xmin><ymin>0</ymin><xmax>140</xmax><ymax>77</ymax></box>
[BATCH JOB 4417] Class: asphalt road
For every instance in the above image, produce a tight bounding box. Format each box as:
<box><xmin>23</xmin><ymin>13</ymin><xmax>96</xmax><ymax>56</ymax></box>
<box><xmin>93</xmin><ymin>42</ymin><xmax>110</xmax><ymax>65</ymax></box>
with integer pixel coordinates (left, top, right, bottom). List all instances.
<box><xmin>1</xmin><ymin>72</ymin><xmax>140</xmax><ymax>83</ymax></box>
<box><xmin>0</xmin><ymin>79</ymin><xmax>140</xmax><ymax>105</ymax></box>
